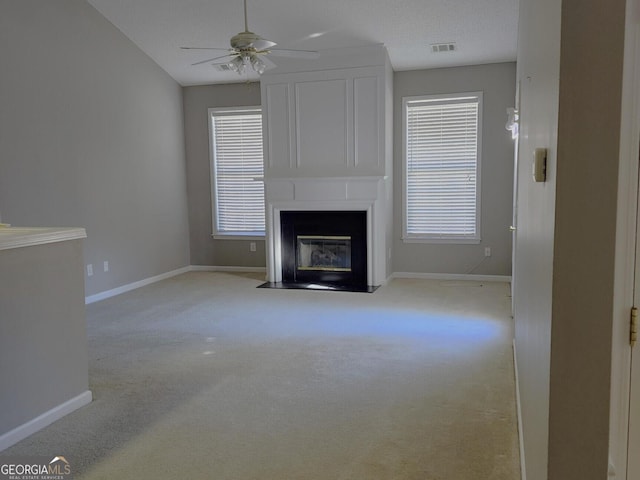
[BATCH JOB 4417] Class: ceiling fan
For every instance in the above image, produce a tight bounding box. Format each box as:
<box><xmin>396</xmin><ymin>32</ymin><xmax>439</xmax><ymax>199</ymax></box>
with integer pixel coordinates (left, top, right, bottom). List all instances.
<box><xmin>181</xmin><ymin>0</ymin><xmax>319</xmax><ymax>75</ymax></box>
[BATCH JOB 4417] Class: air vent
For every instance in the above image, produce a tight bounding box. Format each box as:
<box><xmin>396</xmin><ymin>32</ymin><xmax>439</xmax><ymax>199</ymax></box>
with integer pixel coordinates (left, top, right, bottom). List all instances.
<box><xmin>215</xmin><ymin>64</ymin><xmax>232</xmax><ymax>72</ymax></box>
<box><xmin>431</xmin><ymin>43</ymin><xmax>457</xmax><ymax>53</ymax></box>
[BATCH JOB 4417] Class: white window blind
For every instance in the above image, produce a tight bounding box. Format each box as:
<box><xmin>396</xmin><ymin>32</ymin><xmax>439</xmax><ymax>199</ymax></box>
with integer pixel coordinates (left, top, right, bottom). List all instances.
<box><xmin>404</xmin><ymin>93</ymin><xmax>482</xmax><ymax>242</ymax></box>
<box><xmin>210</xmin><ymin>107</ymin><xmax>265</xmax><ymax>236</ymax></box>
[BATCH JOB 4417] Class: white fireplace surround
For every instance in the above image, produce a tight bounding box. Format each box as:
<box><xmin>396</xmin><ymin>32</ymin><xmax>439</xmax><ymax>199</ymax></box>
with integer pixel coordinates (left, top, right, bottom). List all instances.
<box><xmin>265</xmin><ymin>177</ymin><xmax>389</xmax><ymax>286</ymax></box>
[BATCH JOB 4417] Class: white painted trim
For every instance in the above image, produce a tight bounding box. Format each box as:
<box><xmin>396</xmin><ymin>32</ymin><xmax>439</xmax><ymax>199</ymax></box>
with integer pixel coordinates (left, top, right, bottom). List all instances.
<box><xmin>401</xmin><ymin>236</ymin><xmax>481</xmax><ymax>245</ymax></box>
<box><xmin>513</xmin><ymin>340</ymin><xmax>527</xmax><ymax>480</ymax></box>
<box><xmin>211</xmin><ymin>234</ymin><xmax>265</xmax><ymax>240</ymax></box>
<box><xmin>609</xmin><ymin>0</ymin><xmax>640</xmax><ymax>477</ymax></box>
<box><xmin>0</xmin><ymin>227</ymin><xmax>86</xmax><ymax>251</ymax></box>
<box><xmin>85</xmin><ymin>266</ymin><xmax>191</xmax><ymax>304</ymax></box>
<box><xmin>189</xmin><ymin>265</ymin><xmax>267</xmax><ymax>273</ymax></box>
<box><xmin>263</xmin><ymin>175</ymin><xmax>388</xmax><ymax>182</ymax></box>
<box><xmin>83</xmin><ymin>266</ymin><xmax>509</xmax><ymax>306</ymax></box>
<box><xmin>0</xmin><ymin>390</ymin><xmax>92</xmax><ymax>452</ymax></box>
<box><xmin>391</xmin><ymin>271</ymin><xmax>511</xmax><ymax>283</ymax></box>
<box><xmin>85</xmin><ymin>266</ymin><xmax>269</xmax><ymax>304</ymax></box>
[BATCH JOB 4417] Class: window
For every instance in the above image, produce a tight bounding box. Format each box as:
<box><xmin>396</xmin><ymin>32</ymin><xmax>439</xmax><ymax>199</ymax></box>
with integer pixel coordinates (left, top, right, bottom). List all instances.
<box><xmin>403</xmin><ymin>92</ymin><xmax>482</xmax><ymax>243</ymax></box>
<box><xmin>209</xmin><ymin>107</ymin><xmax>265</xmax><ymax>237</ymax></box>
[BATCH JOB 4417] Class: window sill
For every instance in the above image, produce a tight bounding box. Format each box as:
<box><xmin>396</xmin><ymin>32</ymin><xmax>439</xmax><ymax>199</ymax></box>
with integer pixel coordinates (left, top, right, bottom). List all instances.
<box><xmin>211</xmin><ymin>234</ymin><xmax>265</xmax><ymax>241</ymax></box>
<box><xmin>402</xmin><ymin>236</ymin><xmax>481</xmax><ymax>245</ymax></box>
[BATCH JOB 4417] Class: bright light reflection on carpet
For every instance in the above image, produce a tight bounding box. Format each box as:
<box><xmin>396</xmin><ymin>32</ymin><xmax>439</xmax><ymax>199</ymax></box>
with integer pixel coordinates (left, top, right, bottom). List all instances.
<box><xmin>275</xmin><ymin>307</ymin><xmax>503</xmax><ymax>343</ymax></box>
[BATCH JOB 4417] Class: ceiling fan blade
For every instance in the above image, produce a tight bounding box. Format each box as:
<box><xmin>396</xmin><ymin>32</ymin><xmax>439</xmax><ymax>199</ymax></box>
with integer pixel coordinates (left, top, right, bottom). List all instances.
<box><xmin>181</xmin><ymin>47</ymin><xmax>231</xmax><ymax>51</ymax></box>
<box><xmin>260</xmin><ymin>55</ymin><xmax>277</xmax><ymax>71</ymax></box>
<box><xmin>191</xmin><ymin>53</ymin><xmax>236</xmax><ymax>66</ymax></box>
<box><xmin>266</xmin><ymin>48</ymin><xmax>319</xmax><ymax>59</ymax></box>
<box><xmin>252</xmin><ymin>38</ymin><xmax>277</xmax><ymax>50</ymax></box>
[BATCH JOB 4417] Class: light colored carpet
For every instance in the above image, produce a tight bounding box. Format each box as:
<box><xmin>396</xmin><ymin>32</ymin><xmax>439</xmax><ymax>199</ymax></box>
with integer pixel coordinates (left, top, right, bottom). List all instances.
<box><xmin>3</xmin><ymin>272</ymin><xmax>520</xmax><ymax>479</ymax></box>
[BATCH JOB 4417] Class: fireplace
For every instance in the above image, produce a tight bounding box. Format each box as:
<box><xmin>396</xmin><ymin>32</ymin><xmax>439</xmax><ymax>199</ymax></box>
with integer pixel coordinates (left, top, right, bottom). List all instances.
<box><xmin>263</xmin><ymin>176</ymin><xmax>389</xmax><ymax>288</ymax></box>
<box><xmin>280</xmin><ymin>211</ymin><xmax>367</xmax><ymax>289</ymax></box>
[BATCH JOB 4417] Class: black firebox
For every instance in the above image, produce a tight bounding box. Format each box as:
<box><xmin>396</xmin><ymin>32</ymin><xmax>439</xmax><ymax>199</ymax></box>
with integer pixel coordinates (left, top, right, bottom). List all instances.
<box><xmin>280</xmin><ymin>211</ymin><xmax>367</xmax><ymax>289</ymax></box>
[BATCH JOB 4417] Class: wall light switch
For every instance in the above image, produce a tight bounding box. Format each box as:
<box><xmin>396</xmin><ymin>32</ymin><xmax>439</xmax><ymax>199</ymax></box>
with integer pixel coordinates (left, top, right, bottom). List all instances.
<box><xmin>103</xmin><ymin>261</ymin><xmax>109</xmax><ymax>272</ymax></box>
<box><xmin>87</xmin><ymin>264</ymin><xmax>93</xmax><ymax>277</ymax></box>
<box><xmin>250</xmin><ymin>242</ymin><xmax>257</xmax><ymax>252</ymax></box>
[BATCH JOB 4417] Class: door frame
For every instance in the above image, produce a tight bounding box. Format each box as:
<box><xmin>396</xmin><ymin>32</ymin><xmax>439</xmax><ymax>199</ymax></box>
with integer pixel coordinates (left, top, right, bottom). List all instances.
<box><xmin>609</xmin><ymin>0</ymin><xmax>640</xmax><ymax>477</ymax></box>
<box><xmin>511</xmin><ymin>81</ymin><xmax>521</xmax><ymax>317</ymax></box>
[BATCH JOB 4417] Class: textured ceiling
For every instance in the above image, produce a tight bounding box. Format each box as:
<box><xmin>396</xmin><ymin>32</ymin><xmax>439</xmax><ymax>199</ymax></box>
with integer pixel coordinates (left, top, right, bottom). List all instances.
<box><xmin>87</xmin><ymin>0</ymin><xmax>519</xmax><ymax>86</ymax></box>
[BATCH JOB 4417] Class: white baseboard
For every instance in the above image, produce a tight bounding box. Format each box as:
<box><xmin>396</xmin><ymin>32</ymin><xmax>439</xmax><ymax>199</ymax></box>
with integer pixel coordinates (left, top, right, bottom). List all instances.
<box><xmin>0</xmin><ymin>390</ymin><xmax>92</xmax><ymax>452</ymax></box>
<box><xmin>513</xmin><ymin>340</ymin><xmax>526</xmax><ymax>480</ymax></box>
<box><xmin>391</xmin><ymin>271</ymin><xmax>512</xmax><ymax>283</ymax></box>
<box><xmin>84</xmin><ymin>266</ymin><xmax>506</xmax><ymax>304</ymax></box>
<box><xmin>190</xmin><ymin>265</ymin><xmax>267</xmax><ymax>273</ymax></box>
<box><xmin>85</xmin><ymin>266</ymin><xmax>267</xmax><ymax>304</ymax></box>
<box><xmin>85</xmin><ymin>266</ymin><xmax>191</xmax><ymax>304</ymax></box>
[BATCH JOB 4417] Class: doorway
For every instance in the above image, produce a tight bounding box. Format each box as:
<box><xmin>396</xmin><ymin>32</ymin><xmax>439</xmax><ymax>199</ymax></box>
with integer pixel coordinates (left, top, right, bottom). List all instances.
<box><xmin>606</xmin><ymin>0</ymin><xmax>640</xmax><ymax>477</ymax></box>
<box><xmin>613</xmin><ymin>0</ymin><xmax>640</xmax><ymax>475</ymax></box>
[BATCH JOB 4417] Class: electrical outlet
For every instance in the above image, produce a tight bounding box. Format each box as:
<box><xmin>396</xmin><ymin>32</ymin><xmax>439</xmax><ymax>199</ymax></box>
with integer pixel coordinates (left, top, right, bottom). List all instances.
<box><xmin>87</xmin><ymin>264</ymin><xmax>93</xmax><ymax>277</ymax></box>
<box><xmin>103</xmin><ymin>261</ymin><xmax>109</xmax><ymax>272</ymax></box>
<box><xmin>484</xmin><ymin>247</ymin><xmax>491</xmax><ymax>257</ymax></box>
<box><xmin>250</xmin><ymin>242</ymin><xmax>257</xmax><ymax>252</ymax></box>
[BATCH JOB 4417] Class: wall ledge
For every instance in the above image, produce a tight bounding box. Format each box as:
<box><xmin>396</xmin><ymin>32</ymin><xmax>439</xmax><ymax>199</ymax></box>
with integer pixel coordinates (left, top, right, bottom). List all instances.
<box><xmin>0</xmin><ymin>227</ymin><xmax>86</xmax><ymax>251</ymax></box>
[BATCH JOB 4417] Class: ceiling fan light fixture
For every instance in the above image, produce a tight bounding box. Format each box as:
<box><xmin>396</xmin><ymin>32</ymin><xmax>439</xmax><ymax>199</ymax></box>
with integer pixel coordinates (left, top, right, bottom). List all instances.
<box><xmin>250</xmin><ymin>55</ymin><xmax>267</xmax><ymax>75</ymax></box>
<box><xmin>228</xmin><ymin>56</ymin><xmax>245</xmax><ymax>74</ymax></box>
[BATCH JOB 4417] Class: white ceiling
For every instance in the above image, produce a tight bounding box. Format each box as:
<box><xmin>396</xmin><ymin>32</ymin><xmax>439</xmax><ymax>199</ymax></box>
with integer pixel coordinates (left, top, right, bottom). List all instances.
<box><xmin>87</xmin><ymin>0</ymin><xmax>519</xmax><ymax>86</ymax></box>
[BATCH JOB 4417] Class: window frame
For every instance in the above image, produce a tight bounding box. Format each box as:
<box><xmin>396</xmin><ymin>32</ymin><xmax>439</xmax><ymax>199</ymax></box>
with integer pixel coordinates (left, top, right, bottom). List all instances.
<box><xmin>402</xmin><ymin>92</ymin><xmax>483</xmax><ymax>244</ymax></box>
<box><xmin>208</xmin><ymin>106</ymin><xmax>265</xmax><ymax>239</ymax></box>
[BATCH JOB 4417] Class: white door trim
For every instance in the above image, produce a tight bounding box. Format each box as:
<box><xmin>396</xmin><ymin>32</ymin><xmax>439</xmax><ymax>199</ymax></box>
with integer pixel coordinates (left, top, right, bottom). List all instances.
<box><xmin>609</xmin><ymin>0</ymin><xmax>640</xmax><ymax>477</ymax></box>
<box><xmin>511</xmin><ymin>80</ymin><xmax>521</xmax><ymax>317</ymax></box>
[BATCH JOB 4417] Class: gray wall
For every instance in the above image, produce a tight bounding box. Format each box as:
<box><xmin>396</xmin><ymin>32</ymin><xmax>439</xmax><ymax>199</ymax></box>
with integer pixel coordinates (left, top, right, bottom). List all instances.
<box><xmin>392</xmin><ymin>63</ymin><xmax>516</xmax><ymax>276</ymax></box>
<box><xmin>514</xmin><ymin>0</ymin><xmax>624</xmax><ymax>478</ymax></box>
<box><xmin>0</xmin><ymin>240</ymin><xmax>88</xmax><ymax>436</ymax></box>
<box><xmin>0</xmin><ymin>0</ymin><xmax>190</xmax><ymax>296</ymax></box>
<box><xmin>183</xmin><ymin>83</ymin><xmax>267</xmax><ymax>267</ymax></box>
<box><xmin>185</xmin><ymin>66</ymin><xmax>515</xmax><ymax>276</ymax></box>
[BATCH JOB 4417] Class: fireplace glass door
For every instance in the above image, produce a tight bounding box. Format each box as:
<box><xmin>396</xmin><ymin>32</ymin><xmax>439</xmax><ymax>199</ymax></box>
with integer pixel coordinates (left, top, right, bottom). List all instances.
<box><xmin>297</xmin><ymin>236</ymin><xmax>352</xmax><ymax>272</ymax></box>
